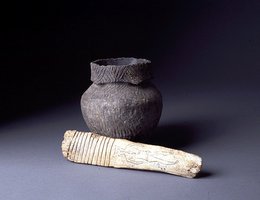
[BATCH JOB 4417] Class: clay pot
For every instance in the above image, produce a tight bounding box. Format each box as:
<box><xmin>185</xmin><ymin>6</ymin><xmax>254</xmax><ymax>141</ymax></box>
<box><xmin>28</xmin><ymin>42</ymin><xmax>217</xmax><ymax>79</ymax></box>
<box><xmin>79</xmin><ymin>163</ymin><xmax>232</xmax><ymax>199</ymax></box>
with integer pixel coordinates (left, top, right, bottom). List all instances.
<box><xmin>81</xmin><ymin>57</ymin><xmax>162</xmax><ymax>139</ymax></box>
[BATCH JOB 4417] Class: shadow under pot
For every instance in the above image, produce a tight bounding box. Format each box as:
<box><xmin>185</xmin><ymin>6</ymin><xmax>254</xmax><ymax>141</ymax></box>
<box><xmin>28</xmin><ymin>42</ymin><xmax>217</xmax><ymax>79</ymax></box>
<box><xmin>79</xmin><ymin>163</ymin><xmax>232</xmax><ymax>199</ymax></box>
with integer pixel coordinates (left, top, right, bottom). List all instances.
<box><xmin>81</xmin><ymin>57</ymin><xmax>162</xmax><ymax>139</ymax></box>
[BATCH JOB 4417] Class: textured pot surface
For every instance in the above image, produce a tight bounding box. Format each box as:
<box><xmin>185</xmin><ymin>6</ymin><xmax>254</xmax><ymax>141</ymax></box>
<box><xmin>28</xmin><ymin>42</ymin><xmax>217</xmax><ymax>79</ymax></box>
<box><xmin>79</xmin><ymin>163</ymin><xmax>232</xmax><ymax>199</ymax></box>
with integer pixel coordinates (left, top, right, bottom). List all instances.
<box><xmin>81</xmin><ymin>57</ymin><xmax>162</xmax><ymax>139</ymax></box>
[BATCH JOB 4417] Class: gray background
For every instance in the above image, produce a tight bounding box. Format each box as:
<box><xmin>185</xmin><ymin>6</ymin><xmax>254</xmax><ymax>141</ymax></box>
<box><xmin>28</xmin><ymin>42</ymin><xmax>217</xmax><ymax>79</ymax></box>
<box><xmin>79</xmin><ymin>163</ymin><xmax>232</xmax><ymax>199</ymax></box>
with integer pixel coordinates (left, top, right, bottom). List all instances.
<box><xmin>1</xmin><ymin>0</ymin><xmax>260</xmax><ymax>199</ymax></box>
<box><xmin>0</xmin><ymin>86</ymin><xmax>260</xmax><ymax>200</ymax></box>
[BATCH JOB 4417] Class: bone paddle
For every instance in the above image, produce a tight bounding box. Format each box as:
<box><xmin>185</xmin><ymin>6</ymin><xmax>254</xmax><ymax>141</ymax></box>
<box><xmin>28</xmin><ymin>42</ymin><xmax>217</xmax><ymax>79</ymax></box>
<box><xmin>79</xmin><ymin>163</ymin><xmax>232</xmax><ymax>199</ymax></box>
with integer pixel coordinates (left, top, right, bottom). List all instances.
<box><xmin>61</xmin><ymin>130</ymin><xmax>202</xmax><ymax>178</ymax></box>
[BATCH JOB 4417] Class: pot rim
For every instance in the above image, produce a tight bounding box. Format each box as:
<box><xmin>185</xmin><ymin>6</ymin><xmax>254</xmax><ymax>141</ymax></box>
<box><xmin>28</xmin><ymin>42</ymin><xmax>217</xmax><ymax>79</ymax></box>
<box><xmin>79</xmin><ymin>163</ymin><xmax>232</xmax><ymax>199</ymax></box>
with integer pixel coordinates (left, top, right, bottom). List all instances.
<box><xmin>90</xmin><ymin>57</ymin><xmax>152</xmax><ymax>85</ymax></box>
<box><xmin>91</xmin><ymin>57</ymin><xmax>151</xmax><ymax>67</ymax></box>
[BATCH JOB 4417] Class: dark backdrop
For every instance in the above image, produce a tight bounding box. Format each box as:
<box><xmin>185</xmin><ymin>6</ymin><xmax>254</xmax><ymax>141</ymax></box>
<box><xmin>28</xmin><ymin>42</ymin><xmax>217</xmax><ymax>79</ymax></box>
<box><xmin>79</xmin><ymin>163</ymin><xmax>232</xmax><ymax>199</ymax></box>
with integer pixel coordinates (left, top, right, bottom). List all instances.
<box><xmin>1</xmin><ymin>0</ymin><xmax>260</xmax><ymax>122</ymax></box>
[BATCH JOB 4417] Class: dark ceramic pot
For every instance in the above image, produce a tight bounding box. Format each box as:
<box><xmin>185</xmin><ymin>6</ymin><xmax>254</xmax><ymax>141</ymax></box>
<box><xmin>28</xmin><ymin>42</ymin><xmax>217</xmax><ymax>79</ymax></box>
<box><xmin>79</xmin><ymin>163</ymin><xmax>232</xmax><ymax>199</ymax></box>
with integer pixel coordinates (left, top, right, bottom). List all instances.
<box><xmin>81</xmin><ymin>57</ymin><xmax>162</xmax><ymax>139</ymax></box>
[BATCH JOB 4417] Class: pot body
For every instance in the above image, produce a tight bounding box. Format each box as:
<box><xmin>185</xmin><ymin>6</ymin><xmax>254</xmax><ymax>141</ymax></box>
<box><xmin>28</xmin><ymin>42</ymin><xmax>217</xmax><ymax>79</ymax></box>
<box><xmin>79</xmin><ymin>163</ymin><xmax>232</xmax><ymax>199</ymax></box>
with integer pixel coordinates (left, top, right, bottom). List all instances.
<box><xmin>80</xmin><ymin>57</ymin><xmax>162</xmax><ymax>139</ymax></box>
<box><xmin>81</xmin><ymin>82</ymin><xmax>162</xmax><ymax>139</ymax></box>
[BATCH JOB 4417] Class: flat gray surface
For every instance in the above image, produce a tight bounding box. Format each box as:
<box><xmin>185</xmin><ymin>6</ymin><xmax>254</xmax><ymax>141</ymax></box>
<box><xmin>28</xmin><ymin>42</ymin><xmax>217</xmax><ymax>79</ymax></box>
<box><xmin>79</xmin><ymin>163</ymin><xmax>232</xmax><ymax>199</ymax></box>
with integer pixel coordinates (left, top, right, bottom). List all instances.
<box><xmin>1</xmin><ymin>86</ymin><xmax>260</xmax><ymax>200</ymax></box>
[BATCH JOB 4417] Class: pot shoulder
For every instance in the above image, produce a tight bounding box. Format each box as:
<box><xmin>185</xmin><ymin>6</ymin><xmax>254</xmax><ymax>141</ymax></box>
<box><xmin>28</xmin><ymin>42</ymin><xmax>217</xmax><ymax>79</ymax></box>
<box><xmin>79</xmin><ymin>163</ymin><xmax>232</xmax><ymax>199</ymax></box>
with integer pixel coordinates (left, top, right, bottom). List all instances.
<box><xmin>81</xmin><ymin>82</ymin><xmax>162</xmax><ymax>139</ymax></box>
<box><xmin>81</xmin><ymin>82</ymin><xmax>162</xmax><ymax>104</ymax></box>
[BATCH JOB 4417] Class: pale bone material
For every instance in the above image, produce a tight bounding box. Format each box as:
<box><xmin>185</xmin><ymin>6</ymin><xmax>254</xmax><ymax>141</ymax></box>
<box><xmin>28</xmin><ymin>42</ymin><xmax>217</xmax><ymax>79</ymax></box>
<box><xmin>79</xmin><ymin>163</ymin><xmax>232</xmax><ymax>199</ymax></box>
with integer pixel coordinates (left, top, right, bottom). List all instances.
<box><xmin>62</xmin><ymin>130</ymin><xmax>202</xmax><ymax>178</ymax></box>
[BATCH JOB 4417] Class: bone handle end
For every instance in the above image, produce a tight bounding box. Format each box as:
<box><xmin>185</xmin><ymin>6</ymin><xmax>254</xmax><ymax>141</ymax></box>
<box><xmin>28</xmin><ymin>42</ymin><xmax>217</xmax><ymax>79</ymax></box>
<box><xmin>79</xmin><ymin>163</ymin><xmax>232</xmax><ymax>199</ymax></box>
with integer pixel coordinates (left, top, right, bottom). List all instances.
<box><xmin>62</xmin><ymin>130</ymin><xmax>76</xmax><ymax>159</ymax></box>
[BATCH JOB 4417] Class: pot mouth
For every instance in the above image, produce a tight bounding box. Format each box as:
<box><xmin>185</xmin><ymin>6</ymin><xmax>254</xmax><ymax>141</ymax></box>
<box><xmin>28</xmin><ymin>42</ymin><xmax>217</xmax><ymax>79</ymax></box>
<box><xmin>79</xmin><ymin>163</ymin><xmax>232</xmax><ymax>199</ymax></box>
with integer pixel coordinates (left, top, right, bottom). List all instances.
<box><xmin>90</xmin><ymin>57</ymin><xmax>152</xmax><ymax>85</ymax></box>
<box><xmin>92</xmin><ymin>57</ymin><xmax>151</xmax><ymax>67</ymax></box>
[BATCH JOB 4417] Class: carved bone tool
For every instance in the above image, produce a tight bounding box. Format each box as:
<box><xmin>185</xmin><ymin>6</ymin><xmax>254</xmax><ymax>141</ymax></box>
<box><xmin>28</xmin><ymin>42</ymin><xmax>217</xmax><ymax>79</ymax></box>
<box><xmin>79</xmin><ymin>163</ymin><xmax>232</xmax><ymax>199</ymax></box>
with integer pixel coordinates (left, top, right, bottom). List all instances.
<box><xmin>61</xmin><ymin>130</ymin><xmax>202</xmax><ymax>178</ymax></box>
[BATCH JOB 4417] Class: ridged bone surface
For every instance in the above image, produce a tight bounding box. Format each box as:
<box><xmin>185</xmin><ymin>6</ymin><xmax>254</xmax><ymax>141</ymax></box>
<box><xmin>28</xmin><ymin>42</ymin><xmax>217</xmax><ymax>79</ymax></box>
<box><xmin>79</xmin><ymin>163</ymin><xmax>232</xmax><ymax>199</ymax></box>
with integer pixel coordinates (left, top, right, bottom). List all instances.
<box><xmin>81</xmin><ymin>57</ymin><xmax>162</xmax><ymax>139</ymax></box>
<box><xmin>62</xmin><ymin>130</ymin><xmax>202</xmax><ymax>178</ymax></box>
